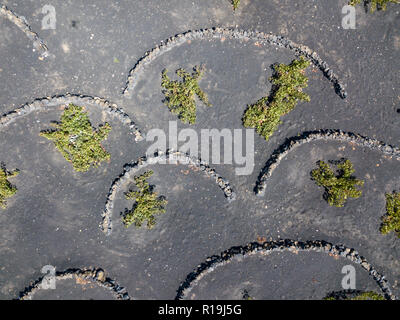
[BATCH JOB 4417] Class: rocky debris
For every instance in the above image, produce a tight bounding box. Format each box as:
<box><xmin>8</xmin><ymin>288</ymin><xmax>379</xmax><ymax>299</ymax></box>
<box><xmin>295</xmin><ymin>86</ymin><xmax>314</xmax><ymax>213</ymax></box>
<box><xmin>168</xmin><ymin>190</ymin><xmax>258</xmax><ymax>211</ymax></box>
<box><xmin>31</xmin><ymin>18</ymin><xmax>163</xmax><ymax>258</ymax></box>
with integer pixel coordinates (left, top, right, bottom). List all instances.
<box><xmin>18</xmin><ymin>267</ymin><xmax>130</xmax><ymax>300</ymax></box>
<box><xmin>122</xmin><ymin>27</ymin><xmax>347</xmax><ymax>99</ymax></box>
<box><xmin>0</xmin><ymin>94</ymin><xmax>144</xmax><ymax>141</ymax></box>
<box><xmin>176</xmin><ymin>239</ymin><xmax>395</xmax><ymax>300</ymax></box>
<box><xmin>255</xmin><ymin>129</ymin><xmax>400</xmax><ymax>196</ymax></box>
<box><xmin>0</xmin><ymin>4</ymin><xmax>49</xmax><ymax>59</ymax></box>
<box><xmin>101</xmin><ymin>150</ymin><xmax>236</xmax><ymax>235</ymax></box>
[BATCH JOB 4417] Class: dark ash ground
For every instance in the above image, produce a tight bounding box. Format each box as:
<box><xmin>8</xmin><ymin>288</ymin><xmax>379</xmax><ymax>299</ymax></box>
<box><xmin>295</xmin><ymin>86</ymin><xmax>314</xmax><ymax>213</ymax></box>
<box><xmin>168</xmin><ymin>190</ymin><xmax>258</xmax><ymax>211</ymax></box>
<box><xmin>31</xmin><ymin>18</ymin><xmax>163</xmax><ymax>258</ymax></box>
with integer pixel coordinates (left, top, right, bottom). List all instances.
<box><xmin>0</xmin><ymin>0</ymin><xmax>399</xmax><ymax>300</ymax></box>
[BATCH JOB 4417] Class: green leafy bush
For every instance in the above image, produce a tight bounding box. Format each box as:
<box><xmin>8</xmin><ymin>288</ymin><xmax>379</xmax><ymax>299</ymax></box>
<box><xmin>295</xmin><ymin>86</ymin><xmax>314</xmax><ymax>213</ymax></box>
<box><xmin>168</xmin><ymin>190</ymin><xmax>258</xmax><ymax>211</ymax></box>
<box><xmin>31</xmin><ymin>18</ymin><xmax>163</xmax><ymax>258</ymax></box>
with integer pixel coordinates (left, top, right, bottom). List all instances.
<box><xmin>351</xmin><ymin>292</ymin><xmax>385</xmax><ymax>300</ymax></box>
<box><xmin>123</xmin><ymin>170</ymin><xmax>167</xmax><ymax>229</ymax></box>
<box><xmin>324</xmin><ymin>291</ymin><xmax>385</xmax><ymax>300</ymax></box>
<box><xmin>0</xmin><ymin>166</ymin><xmax>19</xmax><ymax>209</ymax></box>
<box><xmin>243</xmin><ymin>57</ymin><xmax>310</xmax><ymax>141</ymax></box>
<box><xmin>349</xmin><ymin>0</ymin><xmax>399</xmax><ymax>12</ymax></box>
<box><xmin>380</xmin><ymin>192</ymin><xmax>400</xmax><ymax>237</ymax></box>
<box><xmin>232</xmin><ymin>0</ymin><xmax>241</xmax><ymax>10</ymax></box>
<box><xmin>161</xmin><ymin>66</ymin><xmax>211</xmax><ymax>124</ymax></box>
<box><xmin>311</xmin><ymin>159</ymin><xmax>364</xmax><ymax>207</ymax></box>
<box><xmin>40</xmin><ymin>104</ymin><xmax>111</xmax><ymax>172</ymax></box>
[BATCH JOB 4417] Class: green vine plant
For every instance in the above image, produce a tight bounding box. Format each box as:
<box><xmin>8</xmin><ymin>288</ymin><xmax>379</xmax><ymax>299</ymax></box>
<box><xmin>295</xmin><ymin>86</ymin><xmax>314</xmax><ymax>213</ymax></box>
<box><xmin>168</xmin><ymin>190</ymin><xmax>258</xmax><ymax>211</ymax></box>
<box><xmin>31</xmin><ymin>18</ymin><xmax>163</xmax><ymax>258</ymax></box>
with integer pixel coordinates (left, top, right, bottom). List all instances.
<box><xmin>0</xmin><ymin>165</ymin><xmax>19</xmax><ymax>209</ymax></box>
<box><xmin>380</xmin><ymin>192</ymin><xmax>400</xmax><ymax>238</ymax></box>
<box><xmin>311</xmin><ymin>159</ymin><xmax>364</xmax><ymax>207</ymax></box>
<box><xmin>122</xmin><ymin>170</ymin><xmax>168</xmax><ymax>229</ymax></box>
<box><xmin>40</xmin><ymin>104</ymin><xmax>111</xmax><ymax>172</ymax></box>
<box><xmin>231</xmin><ymin>0</ymin><xmax>241</xmax><ymax>10</ymax></box>
<box><xmin>349</xmin><ymin>0</ymin><xmax>399</xmax><ymax>12</ymax></box>
<box><xmin>351</xmin><ymin>292</ymin><xmax>385</xmax><ymax>300</ymax></box>
<box><xmin>243</xmin><ymin>57</ymin><xmax>310</xmax><ymax>141</ymax></box>
<box><xmin>161</xmin><ymin>66</ymin><xmax>212</xmax><ymax>125</ymax></box>
<box><xmin>324</xmin><ymin>291</ymin><xmax>385</xmax><ymax>300</ymax></box>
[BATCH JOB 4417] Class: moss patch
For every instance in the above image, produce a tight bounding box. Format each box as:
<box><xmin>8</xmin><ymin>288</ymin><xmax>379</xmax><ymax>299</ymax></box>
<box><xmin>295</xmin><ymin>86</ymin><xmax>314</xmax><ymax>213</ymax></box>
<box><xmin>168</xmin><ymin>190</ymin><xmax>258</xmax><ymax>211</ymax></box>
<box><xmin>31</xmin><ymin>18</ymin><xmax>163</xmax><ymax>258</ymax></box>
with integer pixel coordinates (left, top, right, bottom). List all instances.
<box><xmin>40</xmin><ymin>104</ymin><xmax>111</xmax><ymax>172</ymax></box>
<box><xmin>311</xmin><ymin>159</ymin><xmax>364</xmax><ymax>207</ymax></box>
<box><xmin>161</xmin><ymin>66</ymin><xmax>211</xmax><ymax>125</ymax></box>
<box><xmin>349</xmin><ymin>0</ymin><xmax>399</xmax><ymax>12</ymax></box>
<box><xmin>231</xmin><ymin>0</ymin><xmax>241</xmax><ymax>10</ymax></box>
<box><xmin>122</xmin><ymin>170</ymin><xmax>167</xmax><ymax>229</ymax></box>
<box><xmin>243</xmin><ymin>57</ymin><xmax>310</xmax><ymax>141</ymax></box>
<box><xmin>380</xmin><ymin>192</ymin><xmax>400</xmax><ymax>237</ymax></box>
<box><xmin>0</xmin><ymin>165</ymin><xmax>19</xmax><ymax>209</ymax></box>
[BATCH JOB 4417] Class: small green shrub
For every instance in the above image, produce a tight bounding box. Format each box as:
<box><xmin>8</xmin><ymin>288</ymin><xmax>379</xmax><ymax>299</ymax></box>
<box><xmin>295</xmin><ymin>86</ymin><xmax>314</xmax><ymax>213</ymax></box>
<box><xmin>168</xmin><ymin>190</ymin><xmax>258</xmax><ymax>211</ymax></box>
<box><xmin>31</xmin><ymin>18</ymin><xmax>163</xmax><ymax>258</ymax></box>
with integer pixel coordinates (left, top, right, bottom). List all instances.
<box><xmin>123</xmin><ymin>170</ymin><xmax>167</xmax><ymax>229</ymax></box>
<box><xmin>161</xmin><ymin>66</ymin><xmax>211</xmax><ymax>125</ymax></box>
<box><xmin>380</xmin><ymin>192</ymin><xmax>400</xmax><ymax>237</ymax></box>
<box><xmin>324</xmin><ymin>291</ymin><xmax>385</xmax><ymax>300</ymax></box>
<box><xmin>311</xmin><ymin>159</ymin><xmax>364</xmax><ymax>207</ymax></box>
<box><xmin>232</xmin><ymin>0</ymin><xmax>241</xmax><ymax>10</ymax></box>
<box><xmin>40</xmin><ymin>104</ymin><xmax>111</xmax><ymax>172</ymax></box>
<box><xmin>243</xmin><ymin>57</ymin><xmax>310</xmax><ymax>141</ymax></box>
<box><xmin>349</xmin><ymin>0</ymin><xmax>399</xmax><ymax>12</ymax></box>
<box><xmin>0</xmin><ymin>166</ymin><xmax>19</xmax><ymax>209</ymax></box>
<box><xmin>351</xmin><ymin>292</ymin><xmax>385</xmax><ymax>300</ymax></box>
